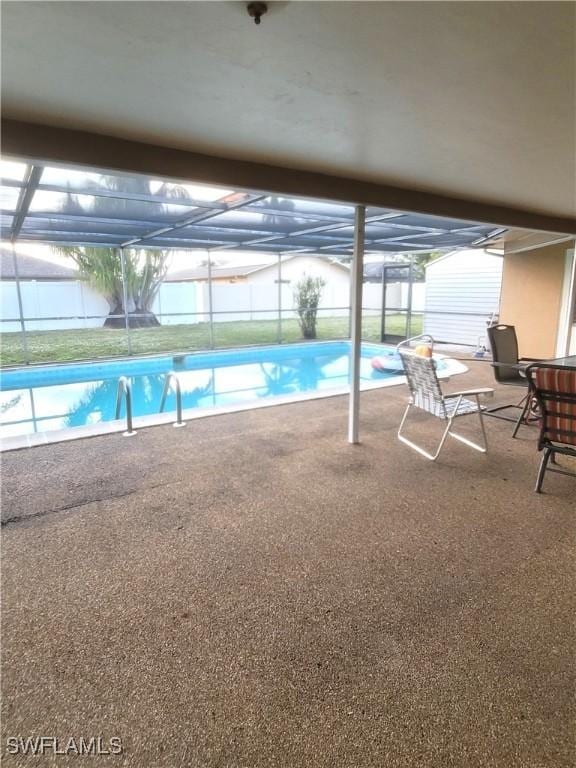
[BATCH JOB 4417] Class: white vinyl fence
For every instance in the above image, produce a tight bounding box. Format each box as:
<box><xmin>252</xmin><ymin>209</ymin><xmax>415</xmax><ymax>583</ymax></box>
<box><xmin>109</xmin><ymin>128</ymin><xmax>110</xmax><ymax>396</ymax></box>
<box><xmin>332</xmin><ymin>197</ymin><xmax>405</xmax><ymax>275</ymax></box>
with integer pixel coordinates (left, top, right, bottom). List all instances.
<box><xmin>0</xmin><ymin>280</ymin><xmax>203</xmax><ymax>332</ymax></box>
<box><xmin>151</xmin><ymin>282</ymin><xmax>203</xmax><ymax>325</ymax></box>
<box><xmin>1</xmin><ymin>279</ymin><xmax>425</xmax><ymax>332</ymax></box>
<box><xmin>1</xmin><ymin>280</ymin><xmax>110</xmax><ymax>332</ymax></box>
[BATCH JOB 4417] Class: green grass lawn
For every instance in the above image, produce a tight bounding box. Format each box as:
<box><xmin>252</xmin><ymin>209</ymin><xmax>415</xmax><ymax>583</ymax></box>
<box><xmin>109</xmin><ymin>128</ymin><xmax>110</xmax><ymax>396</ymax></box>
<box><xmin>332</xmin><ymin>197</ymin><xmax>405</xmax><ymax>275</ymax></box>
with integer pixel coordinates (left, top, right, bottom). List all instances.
<box><xmin>1</xmin><ymin>313</ymin><xmax>422</xmax><ymax>367</ymax></box>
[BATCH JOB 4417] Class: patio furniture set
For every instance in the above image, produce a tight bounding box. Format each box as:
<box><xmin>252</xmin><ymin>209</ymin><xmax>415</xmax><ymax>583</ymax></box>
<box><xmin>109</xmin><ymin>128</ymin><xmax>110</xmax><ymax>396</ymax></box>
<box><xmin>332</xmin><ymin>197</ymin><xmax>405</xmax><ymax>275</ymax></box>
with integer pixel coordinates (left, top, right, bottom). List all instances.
<box><xmin>396</xmin><ymin>327</ymin><xmax>576</xmax><ymax>493</ymax></box>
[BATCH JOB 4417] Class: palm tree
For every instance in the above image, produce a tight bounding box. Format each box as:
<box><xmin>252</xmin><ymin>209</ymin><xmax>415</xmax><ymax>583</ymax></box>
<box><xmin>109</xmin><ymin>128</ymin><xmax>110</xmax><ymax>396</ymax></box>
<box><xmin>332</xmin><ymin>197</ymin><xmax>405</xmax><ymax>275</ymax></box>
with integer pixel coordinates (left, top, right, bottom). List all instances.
<box><xmin>54</xmin><ymin>175</ymin><xmax>192</xmax><ymax>328</ymax></box>
<box><xmin>258</xmin><ymin>363</ymin><xmax>298</xmax><ymax>396</ymax></box>
<box><xmin>54</xmin><ymin>245</ymin><xmax>169</xmax><ymax>328</ymax></box>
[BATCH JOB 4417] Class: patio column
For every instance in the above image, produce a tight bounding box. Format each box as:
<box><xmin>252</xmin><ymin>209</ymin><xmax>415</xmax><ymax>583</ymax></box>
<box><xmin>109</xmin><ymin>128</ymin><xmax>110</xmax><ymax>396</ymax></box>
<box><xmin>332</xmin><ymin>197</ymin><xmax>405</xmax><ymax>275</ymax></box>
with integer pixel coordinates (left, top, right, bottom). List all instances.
<box><xmin>348</xmin><ymin>205</ymin><xmax>366</xmax><ymax>444</ymax></box>
<box><xmin>10</xmin><ymin>241</ymin><xmax>30</xmax><ymax>364</ymax></box>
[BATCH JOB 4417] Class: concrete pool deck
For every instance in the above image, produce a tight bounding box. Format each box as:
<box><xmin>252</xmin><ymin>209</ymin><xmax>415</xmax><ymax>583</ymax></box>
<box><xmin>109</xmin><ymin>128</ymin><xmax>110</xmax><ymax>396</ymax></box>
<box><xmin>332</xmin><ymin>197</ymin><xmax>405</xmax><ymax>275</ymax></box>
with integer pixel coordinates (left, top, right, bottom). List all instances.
<box><xmin>1</xmin><ymin>362</ymin><xmax>574</xmax><ymax>767</ymax></box>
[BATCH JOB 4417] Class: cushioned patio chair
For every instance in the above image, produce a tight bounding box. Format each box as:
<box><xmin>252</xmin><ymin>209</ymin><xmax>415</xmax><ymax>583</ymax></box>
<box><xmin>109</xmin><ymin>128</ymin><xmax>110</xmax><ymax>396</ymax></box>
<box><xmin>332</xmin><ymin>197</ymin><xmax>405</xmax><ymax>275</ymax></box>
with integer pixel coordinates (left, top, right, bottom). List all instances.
<box><xmin>397</xmin><ymin>348</ymin><xmax>493</xmax><ymax>461</ymax></box>
<box><xmin>526</xmin><ymin>364</ymin><xmax>576</xmax><ymax>493</ymax></box>
<box><xmin>486</xmin><ymin>324</ymin><xmax>542</xmax><ymax>437</ymax></box>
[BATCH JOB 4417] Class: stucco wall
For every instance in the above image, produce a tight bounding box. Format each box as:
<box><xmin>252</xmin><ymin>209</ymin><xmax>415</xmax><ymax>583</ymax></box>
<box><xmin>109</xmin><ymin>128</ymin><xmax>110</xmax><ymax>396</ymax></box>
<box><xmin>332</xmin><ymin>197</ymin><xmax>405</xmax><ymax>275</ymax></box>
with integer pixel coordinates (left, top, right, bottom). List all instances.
<box><xmin>499</xmin><ymin>243</ymin><xmax>568</xmax><ymax>358</ymax></box>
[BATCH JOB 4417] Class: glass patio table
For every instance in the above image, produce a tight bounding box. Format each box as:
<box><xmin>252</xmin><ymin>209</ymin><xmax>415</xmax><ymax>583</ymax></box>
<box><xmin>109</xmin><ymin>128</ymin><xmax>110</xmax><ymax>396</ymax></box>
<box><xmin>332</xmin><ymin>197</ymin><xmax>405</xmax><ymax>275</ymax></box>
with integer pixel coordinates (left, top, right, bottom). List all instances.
<box><xmin>546</xmin><ymin>355</ymin><xmax>576</xmax><ymax>369</ymax></box>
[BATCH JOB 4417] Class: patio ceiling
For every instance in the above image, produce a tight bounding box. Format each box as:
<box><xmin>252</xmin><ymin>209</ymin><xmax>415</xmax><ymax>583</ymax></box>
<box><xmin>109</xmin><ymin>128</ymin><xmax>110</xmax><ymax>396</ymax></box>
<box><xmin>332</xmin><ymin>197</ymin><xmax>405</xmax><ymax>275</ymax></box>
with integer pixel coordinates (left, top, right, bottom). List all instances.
<box><xmin>2</xmin><ymin>2</ymin><xmax>574</xmax><ymax>221</ymax></box>
<box><xmin>1</xmin><ymin>161</ymin><xmax>504</xmax><ymax>257</ymax></box>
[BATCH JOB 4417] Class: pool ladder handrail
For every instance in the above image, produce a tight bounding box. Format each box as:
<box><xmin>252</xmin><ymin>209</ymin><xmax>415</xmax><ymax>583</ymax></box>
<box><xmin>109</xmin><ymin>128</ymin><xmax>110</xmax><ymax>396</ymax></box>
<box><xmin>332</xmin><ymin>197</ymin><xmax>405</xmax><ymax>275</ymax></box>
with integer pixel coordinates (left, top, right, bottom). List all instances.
<box><xmin>159</xmin><ymin>371</ymin><xmax>186</xmax><ymax>428</ymax></box>
<box><xmin>115</xmin><ymin>376</ymin><xmax>137</xmax><ymax>437</ymax></box>
<box><xmin>396</xmin><ymin>334</ymin><xmax>435</xmax><ymax>351</ymax></box>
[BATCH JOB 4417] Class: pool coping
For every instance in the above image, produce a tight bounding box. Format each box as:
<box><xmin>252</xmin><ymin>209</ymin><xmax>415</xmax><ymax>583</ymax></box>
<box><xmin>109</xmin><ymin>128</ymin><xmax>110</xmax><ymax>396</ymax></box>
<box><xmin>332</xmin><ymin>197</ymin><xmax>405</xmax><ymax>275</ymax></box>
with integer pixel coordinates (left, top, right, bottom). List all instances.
<box><xmin>0</xmin><ymin>350</ymin><xmax>468</xmax><ymax>452</ymax></box>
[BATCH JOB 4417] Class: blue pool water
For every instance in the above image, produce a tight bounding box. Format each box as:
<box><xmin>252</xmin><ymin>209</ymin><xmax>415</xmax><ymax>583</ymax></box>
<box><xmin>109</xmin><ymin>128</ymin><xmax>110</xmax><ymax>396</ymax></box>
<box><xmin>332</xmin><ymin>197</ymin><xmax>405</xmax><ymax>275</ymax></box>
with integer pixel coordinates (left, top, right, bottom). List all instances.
<box><xmin>0</xmin><ymin>342</ymin><xmax>438</xmax><ymax>438</ymax></box>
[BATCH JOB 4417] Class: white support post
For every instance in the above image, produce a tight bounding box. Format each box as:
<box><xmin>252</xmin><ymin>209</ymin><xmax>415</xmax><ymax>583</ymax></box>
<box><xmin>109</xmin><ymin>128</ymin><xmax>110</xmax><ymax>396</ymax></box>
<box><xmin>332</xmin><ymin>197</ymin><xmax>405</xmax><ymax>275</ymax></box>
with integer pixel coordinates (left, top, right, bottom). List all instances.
<box><xmin>348</xmin><ymin>205</ymin><xmax>366</xmax><ymax>444</ymax></box>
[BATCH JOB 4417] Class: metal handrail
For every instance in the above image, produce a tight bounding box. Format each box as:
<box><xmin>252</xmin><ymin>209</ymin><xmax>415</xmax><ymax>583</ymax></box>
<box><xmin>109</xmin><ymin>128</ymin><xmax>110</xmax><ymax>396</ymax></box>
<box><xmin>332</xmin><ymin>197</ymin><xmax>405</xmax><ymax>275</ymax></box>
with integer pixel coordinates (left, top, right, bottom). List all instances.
<box><xmin>159</xmin><ymin>372</ymin><xmax>186</xmax><ymax>428</ymax></box>
<box><xmin>115</xmin><ymin>376</ymin><xmax>136</xmax><ymax>436</ymax></box>
<box><xmin>396</xmin><ymin>334</ymin><xmax>435</xmax><ymax>351</ymax></box>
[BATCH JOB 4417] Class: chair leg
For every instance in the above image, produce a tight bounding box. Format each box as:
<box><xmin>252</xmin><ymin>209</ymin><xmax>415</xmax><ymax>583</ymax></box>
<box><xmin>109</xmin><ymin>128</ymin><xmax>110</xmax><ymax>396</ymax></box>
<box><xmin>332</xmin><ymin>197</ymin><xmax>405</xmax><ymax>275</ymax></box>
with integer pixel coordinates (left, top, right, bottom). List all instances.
<box><xmin>447</xmin><ymin>396</ymin><xmax>488</xmax><ymax>454</ymax></box>
<box><xmin>397</xmin><ymin>403</ymin><xmax>451</xmax><ymax>461</ymax></box>
<box><xmin>477</xmin><ymin>396</ymin><xmax>488</xmax><ymax>451</ymax></box>
<box><xmin>484</xmin><ymin>391</ymin><xmax>529</xmax><ymax>423</ymax></box>
<box><xmin>397</xmin><ymin>403</ymin><xmax>411</xmax><ymax>439</ymax></box>
<box><xmin>535</xmin><ymin>448</ymin><xmax>552</xmax><ymax>493</ymax></box>
<box><xmin>512</xmin><ymin>393</ymin><xmax>530</xmax><ymax>438</ymax></box>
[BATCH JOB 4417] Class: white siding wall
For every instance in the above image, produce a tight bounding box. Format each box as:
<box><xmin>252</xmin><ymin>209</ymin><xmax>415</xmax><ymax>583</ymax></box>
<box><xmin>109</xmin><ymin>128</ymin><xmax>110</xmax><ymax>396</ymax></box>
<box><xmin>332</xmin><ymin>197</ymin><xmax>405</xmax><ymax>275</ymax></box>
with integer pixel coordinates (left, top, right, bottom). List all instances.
<box><xmin>424</xmin><ymin>250</ymin><xmax>503</xmax><ymax>345</ymax></box>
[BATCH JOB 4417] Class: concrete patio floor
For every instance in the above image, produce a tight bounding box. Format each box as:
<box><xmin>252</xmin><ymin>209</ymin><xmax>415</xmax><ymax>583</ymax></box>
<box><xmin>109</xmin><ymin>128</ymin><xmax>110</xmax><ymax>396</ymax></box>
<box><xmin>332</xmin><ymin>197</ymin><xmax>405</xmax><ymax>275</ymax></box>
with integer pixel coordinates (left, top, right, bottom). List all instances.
<box><xmin>1</xmin><ymin>362</ymin><xmax>574</xmax><ymax>767</ymax></box>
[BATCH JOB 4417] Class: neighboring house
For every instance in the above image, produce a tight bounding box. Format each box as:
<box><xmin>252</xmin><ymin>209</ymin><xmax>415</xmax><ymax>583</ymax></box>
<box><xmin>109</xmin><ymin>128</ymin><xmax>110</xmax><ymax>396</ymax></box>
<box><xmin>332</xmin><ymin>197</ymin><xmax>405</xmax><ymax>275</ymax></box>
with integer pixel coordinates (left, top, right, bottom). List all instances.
<box><xmin>423</xmin><ymin>249</ymin><xmax>503</xmax><ymax>347</ymax></box>
<box><xmin>166</xmin><ymin>254</ymin><xmax>350</xmax><ymax>288</ymax></box>
<box><xmin>166</xmin><ymin>263</ymin><xmax>268</xmax><ymax>284</ymax></box>
<box><xmin>0</xmin><ymin>249</ymin><xmax>78</xmax><ymax>281</ymax></box>
<box><xmin>161</xmin><ymin>255</ymin><xmax>351</xmax><ymax>324</ymax></box>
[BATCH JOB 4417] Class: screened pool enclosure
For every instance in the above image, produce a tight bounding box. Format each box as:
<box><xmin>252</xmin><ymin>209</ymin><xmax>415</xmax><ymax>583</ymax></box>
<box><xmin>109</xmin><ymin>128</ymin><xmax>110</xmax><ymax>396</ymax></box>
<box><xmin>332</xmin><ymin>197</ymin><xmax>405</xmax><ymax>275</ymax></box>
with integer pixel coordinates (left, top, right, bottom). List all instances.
<box><xmin>1</xmin><ymin>159</ymin><xmax>504</xmax><ymax>441</ymax></box>
<box><xmin>1</xmin><ymin>161</ymin><xmax>503</xmax><ymax>351</ymax></box>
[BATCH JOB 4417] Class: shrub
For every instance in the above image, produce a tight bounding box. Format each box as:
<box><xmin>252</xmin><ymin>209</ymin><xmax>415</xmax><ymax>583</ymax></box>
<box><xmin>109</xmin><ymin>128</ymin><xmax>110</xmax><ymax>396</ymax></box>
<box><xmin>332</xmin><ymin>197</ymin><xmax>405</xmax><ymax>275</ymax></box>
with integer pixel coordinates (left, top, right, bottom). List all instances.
<box><xmin>293</xmin><ymin>274</ymin><xmax>326</xmax><ymax>339</ymax></box>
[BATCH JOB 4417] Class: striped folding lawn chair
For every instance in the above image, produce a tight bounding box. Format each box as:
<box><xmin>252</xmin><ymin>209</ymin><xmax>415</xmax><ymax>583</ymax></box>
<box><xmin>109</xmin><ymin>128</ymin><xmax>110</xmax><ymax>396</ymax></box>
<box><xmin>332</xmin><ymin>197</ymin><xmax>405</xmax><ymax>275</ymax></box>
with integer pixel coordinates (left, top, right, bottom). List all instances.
<box><xmin>397</xmin><ymin>348</ymin><xmax>494</xmax><ymax>462</ymax></box>
<box><xmin>527</xmin><ymin>364</ymin><xmax>576</xmax><ymax>493</ymax></box>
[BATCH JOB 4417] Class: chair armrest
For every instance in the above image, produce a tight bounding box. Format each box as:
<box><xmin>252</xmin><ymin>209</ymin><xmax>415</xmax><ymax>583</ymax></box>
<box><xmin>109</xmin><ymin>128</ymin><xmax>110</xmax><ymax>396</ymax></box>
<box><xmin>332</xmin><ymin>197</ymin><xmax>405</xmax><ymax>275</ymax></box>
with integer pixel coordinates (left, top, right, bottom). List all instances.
<box><xmin>444</xmin><ymin>388</ymin><xmax>495</xmax><ymax>398</ymax></box>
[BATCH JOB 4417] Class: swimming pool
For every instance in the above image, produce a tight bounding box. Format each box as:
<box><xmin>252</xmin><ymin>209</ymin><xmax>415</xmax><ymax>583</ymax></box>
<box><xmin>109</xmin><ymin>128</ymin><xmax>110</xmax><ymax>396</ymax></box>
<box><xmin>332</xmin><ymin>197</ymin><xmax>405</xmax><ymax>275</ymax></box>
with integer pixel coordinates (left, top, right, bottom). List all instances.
<box><xmin>0</xmin><ymin>342</ymin><xmax>465</xmax><ymax>447</ymax></box>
